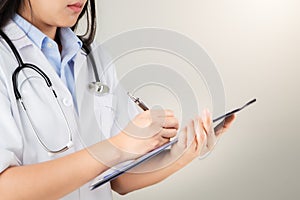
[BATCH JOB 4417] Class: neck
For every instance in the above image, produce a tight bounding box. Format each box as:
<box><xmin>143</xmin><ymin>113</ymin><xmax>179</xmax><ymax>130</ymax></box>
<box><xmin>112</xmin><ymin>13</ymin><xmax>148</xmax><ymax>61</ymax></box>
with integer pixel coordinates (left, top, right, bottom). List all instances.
<box><xmin>36</xmin><ymin>23</ymin><xmax>57</xmax><ymax>40</ymax></box>
<box><xmin>18</xmin><ymin>13</ymin><xmax>57</xmax><ymax>40</ymax></box>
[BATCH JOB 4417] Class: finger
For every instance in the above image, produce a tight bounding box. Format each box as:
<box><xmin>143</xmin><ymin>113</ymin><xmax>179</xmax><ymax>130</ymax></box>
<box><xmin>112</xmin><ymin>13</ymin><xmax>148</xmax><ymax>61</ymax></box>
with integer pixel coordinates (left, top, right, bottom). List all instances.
<box><xmin>187</xmin><ymin>120</ymin><xmax>196</xmax><ymax>147</ymax></box>
<box><xmin>162</xmin><ymin>117</ymin><xmax>179</xmax><ymax>129</ymax></box>
<box><xmin>178</xmin><ymin>127</ymin><xmax>188</xmax><ymax>148</ymax></box>
<box><xmin>201</xmin><ymin>109</ymin><xmax>217</xmax><ymax>149</ymax></box>
<box><xmin>150</xmin><ymin>109</ymin><xmax>175</xmax><ymax>117</ymax></box>
<box><xmin>164</xmin><ymin>109</ymin><xmax>175</xmax><ymax>117</ymax></box>
<box><xmin>215</xmin><ymin>114</ymin><xmax>236</xmax><ymax>137</ymax></box>
<box><xmin>194</xmin><ymin>116</ymin><xmax>202</xmax><ymax>143</ymax></box>
<box><xmin>198</xmin><ymin>129</ymin><xmax>208</xmax><ymax>153</ymax></box>
<box><xmin>160</xmin><ymin>128</ymin><xmax>177</xmax><ymax>139</ymax></box>
<box><xmin>189</xmin><ymin>138</ymin><xmax>198</xmax><ymax>152</ymax></box>
<box><xmin>149</xmin><ymin>110</ymin><xmax>177</xmax><ymax>129</ymax></box>
<box><xmin>202</xmin><ymin>109</ymin><xmax>214</xmax><ymax>136</ymax></box>
<box><xmin>194</xmin><ymin>118</ymin><xmax>207</xmax><ymax>152</ymax></box>
<box><xmin>158</xmin><ymin>137</ymin><xmax>171</xmax><ymax>147</ymax></box>
<box><xmin>150</xmin><ymin>135</ymin><xmax>170</xmax><ymax>149</ymax></box>
<box><xmin>223</xmin><ymin>114</ymin><xmax>236</xmax><ymax>129</ymax></box>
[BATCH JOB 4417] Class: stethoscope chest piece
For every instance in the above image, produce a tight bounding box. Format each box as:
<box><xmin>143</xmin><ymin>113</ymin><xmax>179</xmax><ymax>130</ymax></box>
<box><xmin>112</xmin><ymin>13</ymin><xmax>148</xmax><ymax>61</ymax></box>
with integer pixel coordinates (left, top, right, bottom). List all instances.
<box><xmin>88</xmin><ymin>81</ymin><xmax>110</xmax><ymax>96</ymax></box>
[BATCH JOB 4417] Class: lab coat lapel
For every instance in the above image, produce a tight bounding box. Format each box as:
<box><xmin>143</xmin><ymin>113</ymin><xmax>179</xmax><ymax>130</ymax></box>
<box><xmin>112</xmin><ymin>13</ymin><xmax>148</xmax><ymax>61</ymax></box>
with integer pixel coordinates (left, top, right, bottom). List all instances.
<box><xmin>2</xmin><ymin>20</ymin><xmax>32</xmax><ymax>49</ymax></box>
<box><xmin>73</xmin><ymin>51</ymin><xmax>104</xmax><ymax>146</ymax></box>
<box><xmin>21</xmin><ymin>45</ymin><xmax>73</xmax><ymax>101</ymax></box>
<box><xmin>74</xmin><ymin>50</ymin><xmax>89</xmax><ymax>114</ymax></box>
<box><xmin>3</xmin><ymin>20</ymin><xmax>83</xmax><ymax>152</ymax></box>
<box><xmin>3</xmin><ymin>20</ymin><xmax>72</xmax><ymax>99</ymax></box>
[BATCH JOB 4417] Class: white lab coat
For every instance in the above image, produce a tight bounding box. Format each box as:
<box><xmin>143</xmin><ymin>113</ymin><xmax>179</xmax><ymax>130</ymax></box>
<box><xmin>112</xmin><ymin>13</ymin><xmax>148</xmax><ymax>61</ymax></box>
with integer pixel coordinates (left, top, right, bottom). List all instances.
<box><xmin>0</xmin><ymin>20</ymin><xmax>138</xmax><ymax>199</ymax></box>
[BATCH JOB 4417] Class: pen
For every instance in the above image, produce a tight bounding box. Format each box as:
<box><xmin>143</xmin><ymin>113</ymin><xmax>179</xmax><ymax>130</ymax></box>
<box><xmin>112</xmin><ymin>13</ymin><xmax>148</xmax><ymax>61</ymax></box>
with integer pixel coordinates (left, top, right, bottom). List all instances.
<box><xmin>90</xmin><ymin>98</ymin><xmax>257</xmax><ymax>191</ymax></box>
<box><xmin>127</xmin><ymin>92</ymin><xmax>149</xmax><ymax>111</ymax></box>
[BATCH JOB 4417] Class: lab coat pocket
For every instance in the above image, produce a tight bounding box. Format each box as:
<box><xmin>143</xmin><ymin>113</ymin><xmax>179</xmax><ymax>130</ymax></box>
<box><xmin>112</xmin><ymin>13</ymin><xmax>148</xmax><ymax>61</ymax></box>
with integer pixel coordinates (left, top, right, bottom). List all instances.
<box><xmin>93</xmin><ymin>93</ymin><xmax>116</xmax><ymax>140</ymax></box>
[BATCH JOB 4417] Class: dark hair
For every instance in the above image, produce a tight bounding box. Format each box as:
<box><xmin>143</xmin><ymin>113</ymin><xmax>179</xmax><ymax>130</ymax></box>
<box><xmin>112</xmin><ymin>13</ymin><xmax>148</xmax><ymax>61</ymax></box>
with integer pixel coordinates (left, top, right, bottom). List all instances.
<box><xmin>73</xmin><ymin>0</ymin><xmax>96</xmax><ymax>52</ymax></box>
<box><xmin>0</xmin><ymin>0</ymin><xmax>96</xmax><ymax>50</ymax></box>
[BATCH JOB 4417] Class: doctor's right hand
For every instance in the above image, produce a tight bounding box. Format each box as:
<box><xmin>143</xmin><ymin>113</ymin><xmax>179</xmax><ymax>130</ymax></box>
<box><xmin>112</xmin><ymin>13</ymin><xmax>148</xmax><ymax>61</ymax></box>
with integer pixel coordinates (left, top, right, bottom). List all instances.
<box><xmin>88</xmin><ymin>109</ymin><xmax>178</xmax><ymax>166</ymax></box>
<box><xmin>110</xmin><ymin>109</ymin><xmax>179</xmax><ymax>161</ymax></box>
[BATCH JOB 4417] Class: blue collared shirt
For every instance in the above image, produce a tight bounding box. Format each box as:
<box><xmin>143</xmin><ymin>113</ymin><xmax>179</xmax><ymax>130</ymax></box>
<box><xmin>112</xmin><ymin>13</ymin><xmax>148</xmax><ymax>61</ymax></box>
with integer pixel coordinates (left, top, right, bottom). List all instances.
<box><xmin>13</xmin><ymin>14</ymin><xmax>82</xmax><ymax>104</ymax></box>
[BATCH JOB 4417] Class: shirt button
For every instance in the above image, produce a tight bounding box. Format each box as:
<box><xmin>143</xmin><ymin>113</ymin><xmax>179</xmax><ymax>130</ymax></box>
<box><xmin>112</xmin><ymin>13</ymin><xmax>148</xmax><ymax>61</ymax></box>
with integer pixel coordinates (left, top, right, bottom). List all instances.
<box><xmin>63</xmin><ymin>98</ymin><xmax>73</xmax><ymax>107</ymax></box>
<box><xmin>47</xmin><ymin>42</ymin><xmax>53</xmax><ymax>48</ymax></box>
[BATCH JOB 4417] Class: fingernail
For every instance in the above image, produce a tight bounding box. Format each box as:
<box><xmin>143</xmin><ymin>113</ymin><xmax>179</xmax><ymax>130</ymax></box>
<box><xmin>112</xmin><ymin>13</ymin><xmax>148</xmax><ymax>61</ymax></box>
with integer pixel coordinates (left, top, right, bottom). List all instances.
<box><xmin>205</xmin><ymin>109</ymin><xmax>212</xmax><ymax>123</ymax></box>
<box><xmin>201</xmin><ymin>110</ymin><xmax>206</xmax><ymax>120</ymax></box>
<box><xmin>205</xmin><ymin>108</ymin><xmax>210</xmax><ymax>117</ymax></box>
<box><xmin>194</xmin><ymin>117</ymin><xmax>200</xmax><ymax>135</ymax></box>
<box><xmin>202</xmin><ymin>109</ymin><xmax>208</xmax><ymax>122</ymax></box>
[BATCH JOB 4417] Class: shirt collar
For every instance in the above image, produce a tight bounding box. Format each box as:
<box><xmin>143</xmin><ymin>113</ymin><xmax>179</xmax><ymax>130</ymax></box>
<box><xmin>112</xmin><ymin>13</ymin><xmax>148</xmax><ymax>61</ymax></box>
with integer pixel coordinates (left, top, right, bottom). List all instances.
<box><xmin>12</xmin><ymin>14</ymin><xmax>46</xmax><ymax>49</ymax></box>
<box><xmin>12</xmin><ymin>14</ymin><xmax>82</xmax><ymax>52</ymax></box>
<box><xmin>59</xmin><ymin>27</ymin><xmax>83</xmax><ymax>60</ymax></box>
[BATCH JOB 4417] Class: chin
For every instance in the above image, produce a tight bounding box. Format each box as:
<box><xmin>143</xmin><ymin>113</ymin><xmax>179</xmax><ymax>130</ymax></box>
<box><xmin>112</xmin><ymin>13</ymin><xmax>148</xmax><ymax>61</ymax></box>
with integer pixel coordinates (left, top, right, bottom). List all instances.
<box><xmin>58</xmin><ymin>15</ymin><xmax>81</xmax><ymax>28</ymax></box>
<box><xmin>58</xmin><ymin>20</ymin><xmax>78</xmax><ymax>28</ymax></box>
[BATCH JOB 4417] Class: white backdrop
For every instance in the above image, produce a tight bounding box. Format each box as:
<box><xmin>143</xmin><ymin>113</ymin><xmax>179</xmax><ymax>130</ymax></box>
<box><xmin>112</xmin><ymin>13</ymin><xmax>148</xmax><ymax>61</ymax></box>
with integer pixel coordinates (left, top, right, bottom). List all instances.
<box><xmin>95</xmin><ymin>0</ymin><xmax>300</xmax><ymax>199</ymax></box>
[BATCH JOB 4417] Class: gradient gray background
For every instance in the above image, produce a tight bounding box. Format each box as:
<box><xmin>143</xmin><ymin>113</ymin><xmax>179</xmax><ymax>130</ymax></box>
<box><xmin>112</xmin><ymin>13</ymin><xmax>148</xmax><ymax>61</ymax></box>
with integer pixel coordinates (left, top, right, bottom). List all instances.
<box><xmin>94</xmin><ymin>0</ymin><xmax>300</xmax><ymax>199</ymax></box>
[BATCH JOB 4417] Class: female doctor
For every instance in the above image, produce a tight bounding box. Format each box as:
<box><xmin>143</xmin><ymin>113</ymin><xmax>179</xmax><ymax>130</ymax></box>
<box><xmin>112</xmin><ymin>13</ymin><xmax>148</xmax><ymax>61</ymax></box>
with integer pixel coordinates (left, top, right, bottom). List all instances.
<box><xmin>0</xmin><ymin>0</ymin><xmax>235</xmax><ymax>199</ymax></box>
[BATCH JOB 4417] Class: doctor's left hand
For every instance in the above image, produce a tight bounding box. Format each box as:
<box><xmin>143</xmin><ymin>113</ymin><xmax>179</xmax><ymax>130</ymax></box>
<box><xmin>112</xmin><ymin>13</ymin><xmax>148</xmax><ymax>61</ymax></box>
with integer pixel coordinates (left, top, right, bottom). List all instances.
<box><xmin>170</xmin><ymin>109</ymin><xmax>235</xmax><ymax>167</ymax></box>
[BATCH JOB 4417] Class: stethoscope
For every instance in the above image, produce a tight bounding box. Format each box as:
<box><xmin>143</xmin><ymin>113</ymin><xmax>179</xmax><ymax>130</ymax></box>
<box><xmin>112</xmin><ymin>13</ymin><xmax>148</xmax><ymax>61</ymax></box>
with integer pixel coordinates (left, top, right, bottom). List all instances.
<box><xmin>0</xmin><ymin>29</ymin><xmax>110</xmax><ymax>155</ymax></box>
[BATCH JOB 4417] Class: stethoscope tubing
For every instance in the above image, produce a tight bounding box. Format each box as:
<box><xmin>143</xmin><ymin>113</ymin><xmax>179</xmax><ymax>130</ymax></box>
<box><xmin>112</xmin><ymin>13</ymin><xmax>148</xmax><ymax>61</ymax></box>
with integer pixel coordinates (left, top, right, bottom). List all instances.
<box><xmin>0</xmin><ymin>29</ymin><xmax>73</xmax><ymax>155</ymax></box>
<box><xmin>0</xmin><ymin>28</ymin><xmax>111</xmax><ymax>155</ymax></box>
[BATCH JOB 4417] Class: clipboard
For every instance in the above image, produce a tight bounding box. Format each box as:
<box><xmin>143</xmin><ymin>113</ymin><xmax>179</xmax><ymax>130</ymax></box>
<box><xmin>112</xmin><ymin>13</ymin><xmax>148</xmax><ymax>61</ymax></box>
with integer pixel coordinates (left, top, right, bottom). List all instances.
<box><xmin>90</xmin><ymin>98</ymin><xmax>256</xmax><ymax>190</ymax></box>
